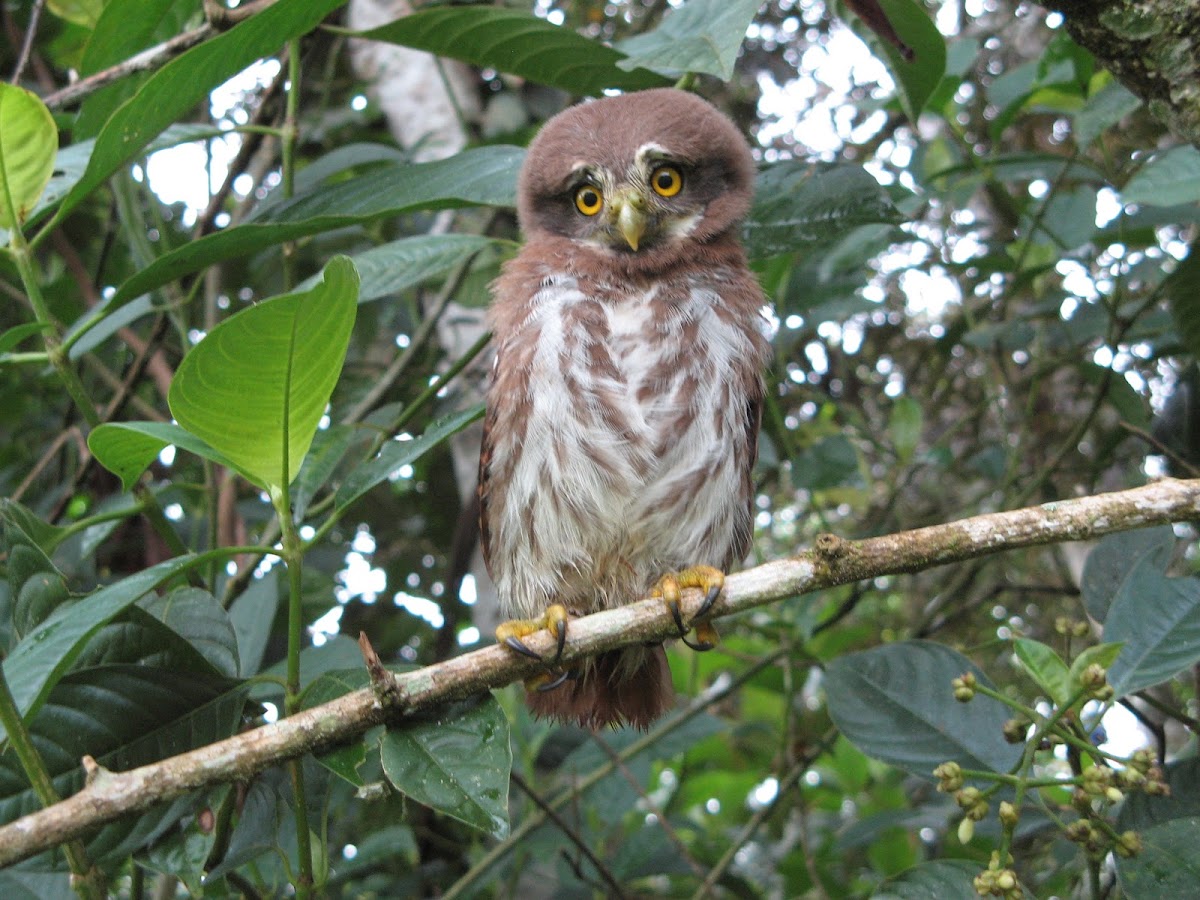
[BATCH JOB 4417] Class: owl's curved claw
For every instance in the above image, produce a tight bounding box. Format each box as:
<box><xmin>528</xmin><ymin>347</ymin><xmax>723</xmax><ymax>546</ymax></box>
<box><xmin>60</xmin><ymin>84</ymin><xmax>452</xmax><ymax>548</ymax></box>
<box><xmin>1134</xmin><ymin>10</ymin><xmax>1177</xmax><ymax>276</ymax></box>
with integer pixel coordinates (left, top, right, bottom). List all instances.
<box><xmin>696</xmin><ymin>583</ymin><xmax>723</xmax><ymax>620</ymax></box>
<box><xmin>651</xmin><ymin>566</ymin><xmax>725</xmax><ymax>653</ymax></box>
<box><xmin>504</xmin><ymin>635</ymin><xmax>543</xmax><ymax>661</ymax></box>
<box><xmin>496</xmin><ymin>603</ymin><xmax>570</xmax><ymax>666</ymax></box>
<box><xmin>533</xmin><ymin>668</ymin><xmax>576</xmax><ymax>693</ymax></box>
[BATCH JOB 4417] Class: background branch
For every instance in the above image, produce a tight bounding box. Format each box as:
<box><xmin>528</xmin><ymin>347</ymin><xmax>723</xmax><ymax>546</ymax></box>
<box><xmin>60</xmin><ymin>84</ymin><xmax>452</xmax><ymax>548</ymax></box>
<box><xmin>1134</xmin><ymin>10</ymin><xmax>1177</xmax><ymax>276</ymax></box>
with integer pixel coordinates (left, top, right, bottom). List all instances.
<box><xmin>0</xmin><ymin>478</ymin><xmax>1197</xmax><ymax>867</ymax></box>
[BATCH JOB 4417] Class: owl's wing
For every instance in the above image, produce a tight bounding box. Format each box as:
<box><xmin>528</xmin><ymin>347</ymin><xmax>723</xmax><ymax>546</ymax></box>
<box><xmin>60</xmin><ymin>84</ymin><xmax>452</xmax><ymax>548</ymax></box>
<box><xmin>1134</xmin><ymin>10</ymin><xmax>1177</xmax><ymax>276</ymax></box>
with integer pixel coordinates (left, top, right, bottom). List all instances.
<box><xmin>732</xmin><ymin>376</ymin><xmax>765</xmax><ymax>566</ymax></box>
<box><xmin>476</xmin><ymin>366</ymin><xmax>499</xmax><ymax>580</ymax></box>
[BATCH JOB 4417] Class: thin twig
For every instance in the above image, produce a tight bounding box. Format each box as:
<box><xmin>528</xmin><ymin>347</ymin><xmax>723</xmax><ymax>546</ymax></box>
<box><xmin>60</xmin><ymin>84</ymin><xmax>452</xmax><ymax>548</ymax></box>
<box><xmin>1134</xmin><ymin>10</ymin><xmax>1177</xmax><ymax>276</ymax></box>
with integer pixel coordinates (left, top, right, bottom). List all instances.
<box><xmin>589</xmin><ymin>732</ymin><xmax>708</xmax><ymax>881</ymax></box>
<box><xmin>510</xmin><ymin>771</ymin><xmax>629</xmax><ymax>899</ymax></box>
<box><xmin>9</xmin><ymin>0</ymin><xmax>44</xmax><ymax>85</ymax></box>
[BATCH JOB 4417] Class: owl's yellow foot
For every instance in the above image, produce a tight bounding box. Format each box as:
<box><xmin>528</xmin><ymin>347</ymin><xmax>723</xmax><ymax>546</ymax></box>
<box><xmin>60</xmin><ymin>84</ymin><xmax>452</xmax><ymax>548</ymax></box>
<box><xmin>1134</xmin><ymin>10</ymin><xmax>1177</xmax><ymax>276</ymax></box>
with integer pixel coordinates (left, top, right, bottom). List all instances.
<box><xmin>496</xmin><ymin>603</ymin><xmax>570</xmax><ymax>666</ymax></box>
<box><xmin>651</xmin><ymin>565</ymin><xmax>724</xmax><ymax>651</ymax></box>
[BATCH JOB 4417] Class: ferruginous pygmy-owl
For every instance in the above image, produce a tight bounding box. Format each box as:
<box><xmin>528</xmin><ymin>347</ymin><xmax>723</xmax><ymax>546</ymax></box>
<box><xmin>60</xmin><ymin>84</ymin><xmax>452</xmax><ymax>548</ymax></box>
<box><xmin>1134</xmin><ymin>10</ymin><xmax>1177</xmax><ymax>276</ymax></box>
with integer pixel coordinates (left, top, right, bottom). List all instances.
<box><xmin>478</xmin><ymin>88</ymin><xmax>771</xmax><ymax>729</ymax></box>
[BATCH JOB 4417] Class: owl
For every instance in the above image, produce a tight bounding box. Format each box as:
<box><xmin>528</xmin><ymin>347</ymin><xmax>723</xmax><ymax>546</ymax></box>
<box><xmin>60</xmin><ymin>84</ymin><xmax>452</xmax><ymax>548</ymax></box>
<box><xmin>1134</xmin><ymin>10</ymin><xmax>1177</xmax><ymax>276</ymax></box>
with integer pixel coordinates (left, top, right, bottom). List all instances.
<box><xmin>478</xmin><ymin>88</ymin><xmax>770</xmax><ymax>729</ymax></box>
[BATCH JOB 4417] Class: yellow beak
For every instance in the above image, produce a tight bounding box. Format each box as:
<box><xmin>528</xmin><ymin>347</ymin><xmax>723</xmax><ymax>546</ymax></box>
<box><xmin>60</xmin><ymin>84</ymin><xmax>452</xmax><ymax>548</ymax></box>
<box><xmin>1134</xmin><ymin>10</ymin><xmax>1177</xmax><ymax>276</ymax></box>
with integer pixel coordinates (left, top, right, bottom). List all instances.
<box><xmin>613</xmin><ymin>192</ymin><xmax>647</xmax><ymax>251</ymax></box>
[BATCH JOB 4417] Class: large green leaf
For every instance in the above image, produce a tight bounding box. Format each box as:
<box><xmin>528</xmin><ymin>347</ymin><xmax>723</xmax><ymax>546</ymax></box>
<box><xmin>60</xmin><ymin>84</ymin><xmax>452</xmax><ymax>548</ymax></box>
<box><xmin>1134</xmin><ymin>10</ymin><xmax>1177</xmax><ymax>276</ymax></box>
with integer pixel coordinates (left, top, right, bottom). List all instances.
<box><xmin>349</xmin><ymin>8</ymin><xmax>667</xmax><ymax>95</ymax></box>
<box><xmin>1123</xmin><ymin>146</ymin><xmax>1200</xmax><ymax>207</ymax></box>
<box><xmin>1118</xmin><ymin>758</ymin><xmax>1200</xmax><ymax>833</ymax></box>
<box><xmin>0</xmin><ymin>665</ymin><xmax>245</xmax><ymax>864</ymax></box>
<box><xmin>379</xmin><ymin>696</ymin><xmax>511</xmax><ymax>839</ymax></box>
<box><xmin>1012</xmin><ymin>638</ymin><xmax>1072</xmax><ymax>707</ymax></box>
<box><xmin>88</xmin><ymin>420</ymin><xmax>241</xmax><ymax>492</ymax></box>
<box><xmin>2</xmin><ymin>509</ymin><xmax>72</xmax><ymax>640</ymax></box>
<box><xmin>614</xmin><ymin>0</ymin><xmax>761</xmax><ymax>80</ymax></box>
<box><xmin>744</xmin><ymin>162</ymin><xmax>903</xmax><ymax>260</ymax></box>
<box><xmin>1115</xmin><ymin>818</ymin><xmax>1200</xmax><ymax>899</ymax></box>
<box><xmin>206</xmin><ymin>761</ymin><xmax>329</xmax><ymax>880</ymax></box>
<box><xmin>0</xmin><ymin>555</ymin><xmax>197</xmax><ymax>743</ymax></box>
<box><xmin>846</xmin><ymin>0</ymin><xmax>946</xmax><ymax>123</ymax></box>
<box><xmin>875</xmin><ymin>860</ymin><xmax>980</xmax><ymax>900</ymax></box>
<box><xmin>74</xmin><ymin>0</ymin><xmax>202</xmax><ymax>139</ymax></box>
<box><xmin>110</xmin><ymin>145</ymin><xmax>521</xmax><ymax>307</ymax></box>
<box><xmin>1080</xmin><ymin>526</ymin><xmax>1174</xmax><ymax>623</ymax></box>
<box><xmin>53</xmin><ymin>0</ymin><xmax>347</xmax><ymax>223</ymax></box>
<box><xmin>1073</xmin><ymin>79</ymin><xmax>1142</xmax><ymax>149</ymax></box>
<box><xmin>294</xmin><ymin>234</ymin><xmax>502</xmax><ymax>305</ymax></box>
<box><xmin>1165</xmin><ymin>238</ymin><xmax>1200</xmax><ymax>362</ymax></box>
<box><xmin>335</xmin><ymin>403</ymin><xmax>485</xmax><ymax>511</ymax></box>
<box><xmin>1105</xmin><ymin>558</ymin><xmax>1200</xmax><ymax>697</ymax></box>
<box><xmin>0</xmin><ymin>84</ymin><xmax>57</xmax><ymax>231</ymax></box>
<box><xmin>168</xmin><ymin>257</ymin><xmax>359</xmax><ymax>492</ymax></box>
<box><xmin>825</xmin><ymin>641</ymin><xmax>1021</xmax><ymax>778</ymax></box>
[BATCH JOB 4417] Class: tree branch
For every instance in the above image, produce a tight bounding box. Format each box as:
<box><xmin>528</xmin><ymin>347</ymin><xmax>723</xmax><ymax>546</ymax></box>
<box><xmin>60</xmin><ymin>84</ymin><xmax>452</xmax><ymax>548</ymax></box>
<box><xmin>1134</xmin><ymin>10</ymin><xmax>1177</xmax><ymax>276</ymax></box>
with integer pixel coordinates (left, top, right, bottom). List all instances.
<box><xmin>1</xmin><ymin>478</ymin><xmax>1197</xmax><ymax>866</ymax></box>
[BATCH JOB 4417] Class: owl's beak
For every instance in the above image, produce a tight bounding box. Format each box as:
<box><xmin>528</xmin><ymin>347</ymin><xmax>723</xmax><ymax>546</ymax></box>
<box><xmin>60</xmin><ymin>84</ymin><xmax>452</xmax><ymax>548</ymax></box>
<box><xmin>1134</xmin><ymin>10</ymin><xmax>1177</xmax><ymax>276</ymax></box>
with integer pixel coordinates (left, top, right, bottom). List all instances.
<box><xmin>612</xmin><ymin>191</ymin><xmax>647</xmax><ymax>251</ymax></box>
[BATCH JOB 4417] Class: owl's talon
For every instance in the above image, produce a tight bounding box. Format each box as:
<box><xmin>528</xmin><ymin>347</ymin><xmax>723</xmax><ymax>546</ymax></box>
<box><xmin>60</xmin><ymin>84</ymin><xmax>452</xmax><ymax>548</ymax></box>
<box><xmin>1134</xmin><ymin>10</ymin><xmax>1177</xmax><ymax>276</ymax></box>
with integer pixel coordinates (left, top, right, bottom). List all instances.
<box><xmin>496</xmin><ymin>603</ymin><xmax>571</xmax><ymax>665</ymax></box>
<box><xmin>651</xmin><ymin>565</ymin><xmax>726</xmax><ymax>649</ymax></box>
<box><xmin>682</xmin><ymin>619</ymin><xmax>720</xmax><ymax>652</ymax></box>
<box><xmin>504</xmin><ymin>635</ymin><xmax>542</xmax><ymax>661</ymax></box>
<box><xmin>696</xmin><ymin>583</ymin><xmax>723</xmax><ymax>620</ymax></box>
<box><xmin>534</xmin><ymin>668</ymin><xmax>575</xmax><ymax>692</ymax></box>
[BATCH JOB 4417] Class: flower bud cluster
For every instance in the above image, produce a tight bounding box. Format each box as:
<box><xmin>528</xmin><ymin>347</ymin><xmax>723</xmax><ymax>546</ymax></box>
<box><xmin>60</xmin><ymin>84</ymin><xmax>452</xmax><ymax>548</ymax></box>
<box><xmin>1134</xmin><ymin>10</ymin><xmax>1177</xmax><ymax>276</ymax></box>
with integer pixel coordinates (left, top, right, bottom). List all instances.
<box><xmin>973</xmin><ymin>852</ymin><xmax>1022</xmax><ymax>899</ymax></box>
<box><xmin>953</xmin><ymin>672</ymin><xmax>977</xmax><ymax>702</ymax></box>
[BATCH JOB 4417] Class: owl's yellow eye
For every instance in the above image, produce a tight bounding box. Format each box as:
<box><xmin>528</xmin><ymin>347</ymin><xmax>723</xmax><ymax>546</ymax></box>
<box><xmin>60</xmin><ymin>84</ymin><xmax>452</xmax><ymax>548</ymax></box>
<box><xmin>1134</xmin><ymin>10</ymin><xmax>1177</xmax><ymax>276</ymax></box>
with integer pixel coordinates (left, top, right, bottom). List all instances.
<box><xmin>574</xmin><ymin>185</ymin><xmax>603</xmax><ymax>216</ymax></box>
<box><xmin>650</xmin><ymin>165</ymin><xmax>683</xmax><ymax>198</ymax></box>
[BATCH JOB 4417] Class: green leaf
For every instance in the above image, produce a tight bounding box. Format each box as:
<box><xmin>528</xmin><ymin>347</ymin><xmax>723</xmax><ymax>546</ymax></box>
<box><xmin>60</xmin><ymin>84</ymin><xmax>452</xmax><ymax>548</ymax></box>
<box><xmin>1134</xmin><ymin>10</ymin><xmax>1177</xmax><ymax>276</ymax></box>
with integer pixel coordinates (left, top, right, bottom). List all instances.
<box><xmin>140</xmin><ymin>588</ymin><xmax>240</xmax><ymax>678</ymax></box>
<box><xmin>169</xmin><ymin>257</ymin><xmax>359</xmax><ymax>491</ymax></box>
<box><xmin>75</xmin><ymin>0</ymin><xmax>202</xmax><ymax>139</ymax></box>
<box><xmin>228</xmin><ymin>568</ymin><xmax>282</xmax><ymax>677</ymax></box>
<box><xmin>0</xmin><ymin>84</ymin><xmax>57</xmax><ymax>230</ymax></box>
<box><xmin>2</xmin><ymin>504</ymin><xmax>72</xmax><ymax>641</ymax></box>
<box><xmin>1066</xmin><ymin>642</ymin><xmax>1124</xmax><ymax>692</ymax></box>
<box><xmin>206</xmin><ymin>762</ymin><xmax>329</xmax><ymax>880</ymax></box>
<box><xmin>614</xmin><ymin>0</ymin><xmax>761</xmax><ymax>80</ymax></box>
<box><xmin>0</xmin><ymin>870</ymin><xmax>73</xmax><ymax>900</ymax></box>
<box><xmin>47</xmin><ymin>0</ymin><xmax>103</xmax><ymax>27</ymax></box>
<box><xmin>0</xmin><ymin>555</ymin><xmax>197</xmax><ymax>743</ymax></box>
<box><xmin>1074</xmin><ymin>79</ymin><xmax>1142</xmax><ymax>148</ymax></box>
<box><xmin>379</xmin><ymin>695</ymin><xmax>511</xmax><ymax>839</ymax></box>
<box><xmin>302</xmin><ymin>668</ymin><xmax>374</xmax><ymax>786</ymax></box>
<box><xmin>825</xmin><ymin>641</ymin><xmax>1021</xmax><ymax>778</ymax></box>
<box><xmin>110</xmin><ymin>146</ymin><xmax>522</xmax><ymax>307</ymax></box>
<box><xmin>1119</xmin><ymin>758</ymin><xmax>1200</xmax><ymax>832</ymax></box>
<box><xmin>0</xmin><ymin>321</ymin><xmax>51</xmax><ymax>356</ymax></box>
<box><xmin>88</xmin><ymin>421</ymin><xmax>241</xmax><ymax>492</ymax></box>
<box><xmin>1012</xmin><ymin>638</ymin><xmax>1072</xmax><ymax>706</ymax></box>
<box><xmin>889</xmin><ymin>396</ymin><xmax>922</xmax><ymax>463</ymax></box>
<box><xmin>294</xmin><ymin>234</ymin><xmax>501</xmax><ymax>305</ymax></box>
<box><xmin>745</xmin><ymin>163</ymin><xmax>903</xmax><ymax>260</ymax></box>
<box><xmin>0</xmin><ymin>665</ymin><xmax>244</xmax><ymax>862</ymax></box>
<box><xmin>1165</xmin><ymin>238</ymin><xmax>1200</xmax><ymax>361</ymax></box>
<box><xmin>290</xmin><ymin>425</ymin><xmax>356</xmax><ymax>522</ymax></box>
<box><xmin>845</xmin><ymin>0</ymin><xmax>947</xmax><ymax>123</ymax></box>
<box><xmin>335</xmin><ymin>403</ymin><xmax>486</xmax><ymax>510</ymax></box>
<box><xmin>54</xmin><ymin>0</ymin><xmax>347</xmax><ymax>222</ymax></box>
<box><xmin>1123</xmin><ymin>146</ymin><xmax>1200</xmax><ymax>207</ymax></box>
<box><xmin>348</xmin><ymin>8</ymin><xmax>667</xmax><ymax>95</ymax></box>
<box><xmin>1080</xmin><ymin>526</ymin><xmax>1174</xmax><ymax>623</ymax></box>
<box><xmin>1115</xmin><ymin>817</ymin><xmax>1200</xmax><ymax>899</ymax></box>
<box><xmin>874</xmin><ymin>860</ymin><xmax>982</xmax><ymax>900</ymax></box>
<box><xmin>1105</xmin><ymin>558</ymin><xmax>1200</xmax><ymax>697</ymax></box>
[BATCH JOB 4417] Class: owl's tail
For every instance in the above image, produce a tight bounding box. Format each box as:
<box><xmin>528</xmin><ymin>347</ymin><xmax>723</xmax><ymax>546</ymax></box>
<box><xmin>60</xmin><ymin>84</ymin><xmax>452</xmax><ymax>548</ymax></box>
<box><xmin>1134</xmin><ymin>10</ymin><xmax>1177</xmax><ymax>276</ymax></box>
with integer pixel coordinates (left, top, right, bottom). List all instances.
<box><xmin>525</xmin><ymin>645</ymin><xmax>674</xmax><ymax>730</ymax></box>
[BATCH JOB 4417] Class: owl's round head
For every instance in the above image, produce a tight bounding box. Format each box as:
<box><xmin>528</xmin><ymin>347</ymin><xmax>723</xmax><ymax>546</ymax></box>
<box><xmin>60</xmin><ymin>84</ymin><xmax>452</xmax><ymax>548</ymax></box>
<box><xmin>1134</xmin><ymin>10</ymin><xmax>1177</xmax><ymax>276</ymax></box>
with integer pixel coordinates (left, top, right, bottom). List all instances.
<box><xmin>516</xmin><ymin>88</ymin><xmax>756</xmax><ymax>272</ymax></box>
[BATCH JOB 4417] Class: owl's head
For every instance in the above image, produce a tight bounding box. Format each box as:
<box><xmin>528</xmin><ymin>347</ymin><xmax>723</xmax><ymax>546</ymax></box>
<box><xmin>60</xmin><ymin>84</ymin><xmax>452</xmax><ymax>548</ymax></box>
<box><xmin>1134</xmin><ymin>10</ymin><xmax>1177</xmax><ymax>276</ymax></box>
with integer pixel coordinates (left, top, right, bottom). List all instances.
<box><xmin>516</xmin><ymin>88</ymin><xmax>756</xmax><ymax>272</ymax></box>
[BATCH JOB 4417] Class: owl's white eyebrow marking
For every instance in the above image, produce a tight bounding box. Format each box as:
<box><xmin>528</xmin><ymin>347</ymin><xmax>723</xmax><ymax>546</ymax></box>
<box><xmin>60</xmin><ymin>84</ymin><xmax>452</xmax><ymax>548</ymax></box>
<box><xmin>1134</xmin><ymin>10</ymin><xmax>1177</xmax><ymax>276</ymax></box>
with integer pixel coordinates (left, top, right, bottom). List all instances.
<box><xmin>635</xmin><ymin>143</ymin><xmax>672</xmax><ymax>162</ymax></box>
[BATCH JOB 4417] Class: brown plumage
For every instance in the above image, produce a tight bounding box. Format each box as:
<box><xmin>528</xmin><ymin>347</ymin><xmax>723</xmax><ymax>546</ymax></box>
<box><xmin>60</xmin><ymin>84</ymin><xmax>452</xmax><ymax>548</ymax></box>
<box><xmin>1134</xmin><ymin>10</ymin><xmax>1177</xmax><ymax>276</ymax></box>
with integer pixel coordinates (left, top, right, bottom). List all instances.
<box><xmin>478</xmin><ymin>88</ymin><xmax>770</xmax><ymax>729</ymax></box>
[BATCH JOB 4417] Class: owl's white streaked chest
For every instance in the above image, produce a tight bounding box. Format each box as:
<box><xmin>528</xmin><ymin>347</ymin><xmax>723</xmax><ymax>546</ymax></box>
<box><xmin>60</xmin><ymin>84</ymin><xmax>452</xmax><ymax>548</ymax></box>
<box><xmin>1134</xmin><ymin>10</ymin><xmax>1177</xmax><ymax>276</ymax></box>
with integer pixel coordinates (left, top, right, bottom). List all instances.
<box><xmin>487</xmin><ymin>270</ymin><xmax>761</xmax><ymax>613</ymax></box>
